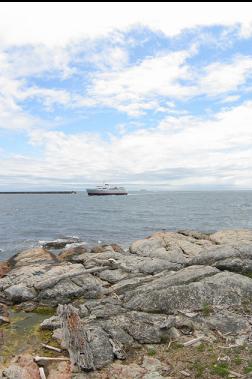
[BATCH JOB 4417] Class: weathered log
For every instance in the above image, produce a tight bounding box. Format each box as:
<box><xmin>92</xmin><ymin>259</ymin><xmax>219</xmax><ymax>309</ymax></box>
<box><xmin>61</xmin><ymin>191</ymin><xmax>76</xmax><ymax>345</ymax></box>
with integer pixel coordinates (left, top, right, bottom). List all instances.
<box><xmin>183</xmin><ymin>336</ymin><xmax>204</xmax><ymax>347</ymax></box>
<box><xmin>180</xmin><ymin>370</ymin><xmax>191</xmax><ymax>377</ymax></box>
<box><xmin>39</xmin><ymin>367</ymin><xmax>47</xmax><ymax>379</ymax></box>
<box><xmin>41</xmin><ymin>343</ymin><xmax>62</xmax><ymax>353</ymax></box>
<box><xmin>58</xmin><ymin>304</ymin><xmax>95</xmax><ymax>372</ymax></box>
<box><xmin>35</xmin><ymin>265</ymin><xmax>110</xmax><ymax>291</ymax></box>
<box><xmin>34</xmin><ymin>356</ymin><xmax>69</xmax><ymax>363</ymax></box>
<box><xmin>228</xmin><ymin>370</ymin><xmax>244</xmax><ymax>378</ymax></box>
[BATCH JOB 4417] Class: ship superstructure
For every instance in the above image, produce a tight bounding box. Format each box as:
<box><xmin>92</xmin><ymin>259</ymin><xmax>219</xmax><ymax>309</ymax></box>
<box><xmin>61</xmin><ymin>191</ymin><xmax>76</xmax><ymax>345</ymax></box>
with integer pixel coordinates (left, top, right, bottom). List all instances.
<box><xmin>86</xmin><ymin>184</ymin><xmax>128</xmax><ymax>196</ymax></box>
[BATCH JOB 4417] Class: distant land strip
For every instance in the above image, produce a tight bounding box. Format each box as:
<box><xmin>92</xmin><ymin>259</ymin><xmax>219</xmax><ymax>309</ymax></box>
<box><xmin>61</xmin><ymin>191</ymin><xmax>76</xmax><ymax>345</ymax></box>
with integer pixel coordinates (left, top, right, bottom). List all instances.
<box><xmin>0</xmin><ymin>191</ymin><xmax>77</xmax><ymax>194</ymax></box>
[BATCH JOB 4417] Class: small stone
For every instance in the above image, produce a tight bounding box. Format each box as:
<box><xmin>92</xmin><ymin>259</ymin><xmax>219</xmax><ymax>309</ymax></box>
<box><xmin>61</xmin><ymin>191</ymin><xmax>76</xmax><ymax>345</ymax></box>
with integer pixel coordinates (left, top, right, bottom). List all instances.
<box><xmin>0</xmin><ymin>303</ymin><xmax>9</xmax><ymax>325</ymax></box>
<box><xmin>40</xmin><ymin>316</ymin><xmax>61</xmax><ymax>330</ymax></box>
<box><xmin>41</xmin><ymin>238</ymin><xmax>80</xmax><ymax>249</ymax></box>
<box><xmin>142</xmin><ymin>356</ymin><xmax>171</xmax><ymax>376</ymax></box>
<box><xmin>0</xmin><ymin>262</ymin><xmax>10</xmax><ymax>278</ymax></box>
<box><xmin>106</xmin><ymin>362</ymin><xmax>146</xmax><ymax>379</ymax></box>
<box><xmin>169</xmin><ymin>326</ymin><xmax>181</xmax><ymax>339</ymax></box>
<box><xmin>58</xmin><ymin>245</ymin><xmax>89</xmax><ymax>261</ymax></box>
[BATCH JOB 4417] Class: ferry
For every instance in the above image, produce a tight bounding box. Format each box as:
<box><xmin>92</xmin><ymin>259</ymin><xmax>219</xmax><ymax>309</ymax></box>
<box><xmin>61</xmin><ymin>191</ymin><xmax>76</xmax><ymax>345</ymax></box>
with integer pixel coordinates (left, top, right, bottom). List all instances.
<box><xmin>86</xmin><ymin>184</ymin><xmax>128</xmax><ymax>196</ymax></box>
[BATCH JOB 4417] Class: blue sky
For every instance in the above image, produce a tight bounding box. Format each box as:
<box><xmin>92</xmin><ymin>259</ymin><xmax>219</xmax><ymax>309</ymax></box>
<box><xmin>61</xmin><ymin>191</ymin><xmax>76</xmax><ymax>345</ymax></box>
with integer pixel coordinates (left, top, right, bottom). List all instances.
<box><xmin>1</xmin><ymin>3</ymin><xmax>252</xmax><ymax>190</ymax></box>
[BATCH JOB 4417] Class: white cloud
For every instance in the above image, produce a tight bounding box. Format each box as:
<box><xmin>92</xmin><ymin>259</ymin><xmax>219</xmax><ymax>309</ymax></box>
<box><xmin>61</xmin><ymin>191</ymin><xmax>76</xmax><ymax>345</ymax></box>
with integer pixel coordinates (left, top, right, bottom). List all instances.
<box><xmin>199</xmin><ymin>56</ymin><xmax>252</xmax><ymax>96</ymax></box>
<box><xmin>21</xmin><ymin>87</ymin><xmax>72</xmax><ymax>110</ymax></box>
<box><xmin>86</xmin><ymin>47</ymin><xmax>129</xmax><ymax>71</ymax></box>
<box><xmin>2</xmin><ymin>100</ymin><xmax>252</xmax><ymax>188</ymax></box>
<box><xmin>0</xmin><ymin>94</ymin><xmax>37</xmax><ymax>132</ymax></box>
<box><xmin>75</xmin><ymin>51</ymin><xmax>252</xmax><ymax>115</ymax></box>
<box><xmin>0</xmin><ymin>3</ymin><xmax>252</xmax><ymax>47</ymax></box>
<box><xmin>0</xmin><ymin>46</ymin><xmax>74</xmax><ymax>118</ymax></box>
<box><xmin>1</xmin><ymin>3</ymin><xmax>252</xmax><ymax>189</ymax></box>
<box><xmin>0</xmin><ymin>46</ymin><xmax>73</xmax><ymax>79</ymax></box>
<box><xmin>221</xmin><ymin>95</ymin><xmax>240</xmax><ymax>103</ymax></box>
<box><xmin>81</xmin><ymin>49</ymin><xmax>195</xmax><ymax>115</ymax></box>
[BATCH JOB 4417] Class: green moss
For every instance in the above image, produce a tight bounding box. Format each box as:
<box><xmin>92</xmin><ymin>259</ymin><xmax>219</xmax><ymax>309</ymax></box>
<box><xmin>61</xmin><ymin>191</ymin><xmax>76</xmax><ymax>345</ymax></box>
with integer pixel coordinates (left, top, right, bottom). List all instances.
<box><xmin>32</xmin><ymin>306</ymin><xmax>55</xmax><ymax>316</ymax></box>
<box><xmin>160</xmin><ymin>335</ymin><xmax>169</xmax><ymax>344</ymax></box>
<box><xmin>34</xmin><ymin>327</ymin><xmax>53</xmax><ymax>342</ymax></box>
<box><xmin>211</xmin><ymin>363</ymin><xmax>230</xmax><ymax>377</ymax></box>
<box><xmin>196</xmin><ymin>343</ymin><xmax>206</xmax><ymax>352</ymax></box>
<box><xmin>147</xmin><ymin>348</ymin><xmax>157</xmax><ymax>356</ymax></box>
<box><xmin>234</xmin><ymin>355</ymin><xmax>242</xmax><ymax>366</ymax></box>
<box><xmin>202</xmin><ymin>303</ymin><xmax>213</xmax><ymax>316</ymax></box>
<box><xmin>241</xmin><ymin>299</ymin><xmax>252</xmax><ymax>314</ymax></box>
<box><xmin>171</xmin><ymin>341</ymin><xmax>183</xmax><ymax>350</ymax></box>
<box><xmin>244</xmin><ymin>361</ymin><xmax>252</xmax><ymax>374</ymax></box>
<box><xmin>192</xmin><ymin>362</ymin><xmax>206</xmax><ymax>378</ymax></box>
<box><xmin>0</xmin><ymin>309</ymin><xmax>58</xmax><ymax>364</ymax></box>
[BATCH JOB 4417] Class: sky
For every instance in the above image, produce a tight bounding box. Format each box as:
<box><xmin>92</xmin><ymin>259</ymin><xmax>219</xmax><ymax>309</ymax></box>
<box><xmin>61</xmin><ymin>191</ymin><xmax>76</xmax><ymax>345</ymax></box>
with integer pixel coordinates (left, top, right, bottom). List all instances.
<box><xmin>1</xmin><ymin>2</ymin><xmax>252</xmax><ymax>190</ymax></box>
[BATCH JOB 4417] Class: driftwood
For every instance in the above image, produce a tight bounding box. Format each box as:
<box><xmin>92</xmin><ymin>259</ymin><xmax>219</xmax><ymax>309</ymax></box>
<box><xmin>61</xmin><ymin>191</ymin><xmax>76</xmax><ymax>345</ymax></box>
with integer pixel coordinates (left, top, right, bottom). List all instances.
<box><xmin>34</xmin><ymin>356</ymin><xmax>69</xmax><ymax>363</ymax></box>
<box><xmin>39</xmin><ymin>367</ymin><xmax>47</xmax><ymax>379</ymax></box>
<box><xmin>42</xmin><ymin>343</ymin><xmax>62</xmax><ymax>353</ymax></box>
<box><xmin>180</xmin><ymin>370</ymin><xmax>191</xmax><ymax>377</ymax></box>
<box><xmin>58</xmin><ymin>304</ymin><xmax>95</xmax><ymax>372</ymax></box>
<box><xmin>229</xmin><ymin>371</ymin><xmax>244</xmax><ymax>378</ymax></box>
<box><xmin>183</xmin><ymin>336</ymin><xmax>204</xmax><ymax>347</ymax></box>
<box><xmin>35</xmin><ymin>265</ymin><xmax>110</xmax><ymax>291</ymax></box>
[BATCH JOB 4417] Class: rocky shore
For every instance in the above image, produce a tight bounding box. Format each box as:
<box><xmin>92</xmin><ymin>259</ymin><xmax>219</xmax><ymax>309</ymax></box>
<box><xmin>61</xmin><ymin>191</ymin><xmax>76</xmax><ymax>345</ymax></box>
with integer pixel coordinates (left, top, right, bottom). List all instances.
<box><xmin>1</xmin><ymin>229</ymin><xmax>252</xmax><ymax>378</ymax></box>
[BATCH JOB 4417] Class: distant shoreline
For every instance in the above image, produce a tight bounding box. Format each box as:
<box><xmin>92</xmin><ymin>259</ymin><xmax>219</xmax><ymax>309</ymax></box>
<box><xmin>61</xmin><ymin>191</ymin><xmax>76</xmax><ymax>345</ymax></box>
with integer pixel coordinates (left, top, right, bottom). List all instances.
<box><xmin>0</xmin><ymin>191</ymin><xmax>77</xmax><ymax>194</ymax></box>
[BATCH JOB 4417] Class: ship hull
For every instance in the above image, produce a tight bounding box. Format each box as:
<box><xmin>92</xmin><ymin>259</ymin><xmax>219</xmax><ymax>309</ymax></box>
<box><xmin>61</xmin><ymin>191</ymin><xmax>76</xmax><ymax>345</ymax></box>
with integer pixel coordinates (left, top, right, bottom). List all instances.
<box><xmin>87</xmin><ymin>191</ymin><xmax>128</xmax><ymax>196</ymax></box>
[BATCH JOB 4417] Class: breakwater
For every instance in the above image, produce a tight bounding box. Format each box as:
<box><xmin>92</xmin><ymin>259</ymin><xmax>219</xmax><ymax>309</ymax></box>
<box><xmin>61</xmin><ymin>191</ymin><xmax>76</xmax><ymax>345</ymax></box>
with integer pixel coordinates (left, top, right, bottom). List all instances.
<box><xmin>0</xmin><ymin>191</ymin><xmax>77</xmax><ymax>194</ymax></box>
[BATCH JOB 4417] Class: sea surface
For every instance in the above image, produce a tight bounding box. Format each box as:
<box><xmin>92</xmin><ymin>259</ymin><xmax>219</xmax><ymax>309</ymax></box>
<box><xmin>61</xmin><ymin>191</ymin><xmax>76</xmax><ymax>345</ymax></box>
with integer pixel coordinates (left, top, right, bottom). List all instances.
<box><xmin>1</xmin><ymin>191</ymin><xmax>252</xmax><ymax>259</ymax></box>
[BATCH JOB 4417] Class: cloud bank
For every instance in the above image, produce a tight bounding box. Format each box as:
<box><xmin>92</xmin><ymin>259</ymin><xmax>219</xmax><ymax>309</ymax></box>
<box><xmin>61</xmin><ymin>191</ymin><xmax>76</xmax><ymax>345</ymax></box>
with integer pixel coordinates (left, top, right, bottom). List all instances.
<box><xmin>1</xmin><ymin>3</ymin><xmax>252</xmax><ymax>190</ymax></box>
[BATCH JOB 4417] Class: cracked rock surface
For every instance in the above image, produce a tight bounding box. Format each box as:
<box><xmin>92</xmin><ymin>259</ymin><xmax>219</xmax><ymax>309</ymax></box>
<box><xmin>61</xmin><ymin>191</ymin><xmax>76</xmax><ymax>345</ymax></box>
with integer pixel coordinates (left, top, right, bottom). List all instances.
<box><xmin>1</xmin><ymin>229</ymin><xmax>252</xmax><ymax>376</ymax></box>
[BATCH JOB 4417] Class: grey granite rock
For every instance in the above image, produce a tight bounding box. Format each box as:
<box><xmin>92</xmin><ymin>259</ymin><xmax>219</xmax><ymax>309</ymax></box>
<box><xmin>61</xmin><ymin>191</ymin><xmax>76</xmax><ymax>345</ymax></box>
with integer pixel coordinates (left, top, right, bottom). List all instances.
<box><xmin>203</xmin><ymin>310</ymin><xmax>251</xmax><ymax>335</ymax></box>
<box><xmin>4</xmin><ymin>284</ymin><xmax>37</xmax><ymax>303</ymax></box>
<box><xmin>2</xmin><ymin>229</ymin><xmax>252</xmax><ymax>374</ymax></box>
<box><xmin>8</xmin><ymin>247</ymin><xmax>57</xmax><ymax>268</ymax></box>
<box><xmin>124</xmin><ymin>271</ymin><xmax>252</xmax><ymax>314</ymax></box>
<box><xmin>40</xmin><ymin>315</ymin><xmax>61</xmax><ymax>330</ymax></box>
<box><xmin>38</xmin><ymin>274</ymin><xmax>104</xmax><ymax>304</ymax></box>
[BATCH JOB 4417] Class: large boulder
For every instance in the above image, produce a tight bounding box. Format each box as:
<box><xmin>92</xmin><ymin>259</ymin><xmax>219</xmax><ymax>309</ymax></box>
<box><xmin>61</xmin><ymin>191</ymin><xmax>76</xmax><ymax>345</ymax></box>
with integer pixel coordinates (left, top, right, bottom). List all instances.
<box><xmin>90</xmin><ymin>244</ymin><xmax>125</xmax><ymax>254</ymax></box>
<box><xmin>210</xmin><ymin>229</ymin><xmax>252</xmax><ymax>245</ymax></box>
<box><xmin>4</xmin><ymin>284</ymin><xmax>37</xmax><ymax>303</ymax></box>
<box><xmin>201</xmin><ymin>310</ymin><xmax>251</xmax><ymax>335</ymax></box>
<box><xmin>40</xmin><ymin>237</ymin><xmax>80</xmax><ymax>249</ymax></box>
<box><xmin>130</xmin><ymin>231</ymin><xmax>214</xmax><ymax>263</ymax></box>
<box><xmin>58</xmin><ymin>244</ymin><xmax>89</xmax><ymax>262</ymax></box>
<box><xmin>8</xmin><ymin>247</ymin><xmax>57</xmax><ymax>268</ymax></box>
<box><xmin>38</xmin><ymin>273</ymin><xmax>104</xmax><ymax>305</ymax></box>
<box><xmin>0</xmin><ymin>261</ymin><xmax>106</xmax><ymax>305</ymax></box>
<box><xmin>58</xmin><ymin>304</ymin><xmax>175</xmax><ymax>371</ymax></box>
<box><xmin>1</xmin><ymin>355</ymin><xmax>40</xmax><ymax>379</ymax></box>
<box><xmin>120</xmin><ymin>266</ymin><xmax>219</xmax><ymax>299</ymax></box>
<box><xmin>190</xmin><ymin>244</ymin><xmax>252</xmax><ymax>273</ymax></box>
<box><xmin>124</xmin><ymin>271</ymin><xmax>252</xmax><ymax>313</ymax></box>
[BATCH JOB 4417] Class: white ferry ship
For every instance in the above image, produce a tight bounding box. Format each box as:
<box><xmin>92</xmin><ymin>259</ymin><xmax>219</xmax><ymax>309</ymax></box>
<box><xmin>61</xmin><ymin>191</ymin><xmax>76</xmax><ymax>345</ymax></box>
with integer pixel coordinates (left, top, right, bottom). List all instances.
<box><xmin>86</xmin><ymin>184</ymin><xmax>128</xmax><ymax>196</ymax></box>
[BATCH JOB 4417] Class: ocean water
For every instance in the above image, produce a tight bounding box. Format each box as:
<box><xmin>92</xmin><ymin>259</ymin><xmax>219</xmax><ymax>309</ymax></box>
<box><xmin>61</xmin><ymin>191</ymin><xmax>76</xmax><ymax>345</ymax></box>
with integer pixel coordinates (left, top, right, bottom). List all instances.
<box><xmin>1</xmin><ymin>191</ymin><xmax>252</xmax><ymax>259</ymax></box>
